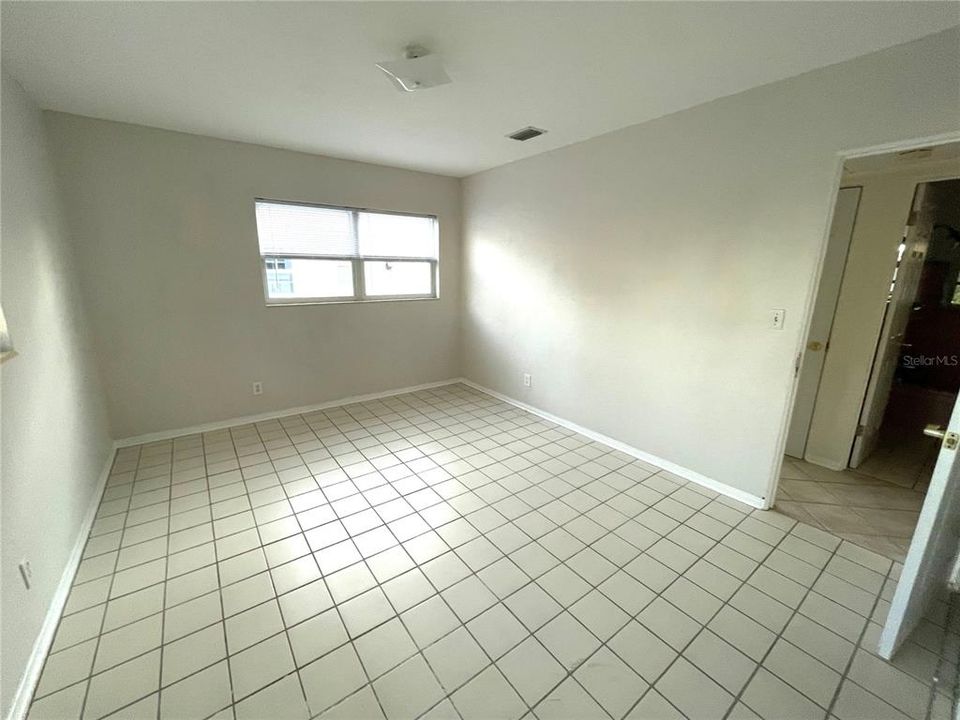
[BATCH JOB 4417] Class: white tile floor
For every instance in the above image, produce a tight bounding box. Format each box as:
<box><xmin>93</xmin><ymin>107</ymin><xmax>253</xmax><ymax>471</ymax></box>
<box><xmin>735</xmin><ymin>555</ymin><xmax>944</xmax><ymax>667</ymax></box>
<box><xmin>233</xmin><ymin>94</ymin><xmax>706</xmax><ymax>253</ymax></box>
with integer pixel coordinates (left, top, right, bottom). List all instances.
<box><xmin>28</xmin><ymin>383</ymin><xmax>958</xmax><ymax>719</ymax></box>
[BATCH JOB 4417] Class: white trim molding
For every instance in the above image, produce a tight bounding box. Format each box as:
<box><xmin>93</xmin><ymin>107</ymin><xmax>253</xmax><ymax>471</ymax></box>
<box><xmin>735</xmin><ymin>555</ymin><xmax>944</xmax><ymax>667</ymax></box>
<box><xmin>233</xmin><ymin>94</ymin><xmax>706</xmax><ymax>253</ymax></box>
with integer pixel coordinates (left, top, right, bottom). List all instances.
<box><xmin>801</xmin><ymin>453</ymin><xmax>847</xmax><ymax>472</ymax></box>
<box><xmin>839</xmin><ymin>130</ymin><xmax>960</xmax><ymax>162</ymax></box>
<box><xmin>119</xmin><ymin>374</ymin><xmax>767</xmax><ymax>506</ymax></box>
<box><xmin>6</xmin><ymin>444</ymin><xmax>117</xmax><ymax>720</ymax></box>
<box><xmin>116</xmin><ymin>378</ymin><xmax>463</xmax><ymax>447</ymax></box>
<box><xmin>459</xmin><ymin>379</ymin><xmax>766</xmax><ymax>510</ymax></box>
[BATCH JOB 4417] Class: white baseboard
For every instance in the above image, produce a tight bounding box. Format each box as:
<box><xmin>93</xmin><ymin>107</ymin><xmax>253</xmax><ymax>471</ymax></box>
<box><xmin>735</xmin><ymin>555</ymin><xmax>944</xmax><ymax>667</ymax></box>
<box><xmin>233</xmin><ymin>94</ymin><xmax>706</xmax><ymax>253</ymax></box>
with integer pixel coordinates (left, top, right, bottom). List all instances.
<box><xmin>5</xmin><ymin>443</ymin><xmax>117</xmax><ymax>720</ymax></box>
<box><xmin>117</xmin><ymin>375</ymin><xmax>766</xmax><ymax>509</ymax></box>
<box><xmin>802</xmin><ymin>453</ymin><xmax>847</xmax><ymax>472</ymax></box>
<box><xmin>116</xmin><ymin>378</ymin><xmax>463</xmax><ymax>447</ymax></box>
<box><xmin>459</xmin><ymin>379</ymin><xmax>766</xmax><ymax>510</ymax></box>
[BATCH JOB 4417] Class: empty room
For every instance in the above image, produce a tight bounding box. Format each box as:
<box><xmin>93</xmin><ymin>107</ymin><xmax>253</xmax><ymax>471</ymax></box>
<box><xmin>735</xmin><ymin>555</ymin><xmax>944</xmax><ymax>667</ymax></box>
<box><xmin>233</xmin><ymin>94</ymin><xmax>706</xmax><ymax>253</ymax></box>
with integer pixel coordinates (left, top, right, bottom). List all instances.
<box><xmin>2</xmin><ymin>2</ymin><xmax>960</xmax><ymax>720</ymax></box>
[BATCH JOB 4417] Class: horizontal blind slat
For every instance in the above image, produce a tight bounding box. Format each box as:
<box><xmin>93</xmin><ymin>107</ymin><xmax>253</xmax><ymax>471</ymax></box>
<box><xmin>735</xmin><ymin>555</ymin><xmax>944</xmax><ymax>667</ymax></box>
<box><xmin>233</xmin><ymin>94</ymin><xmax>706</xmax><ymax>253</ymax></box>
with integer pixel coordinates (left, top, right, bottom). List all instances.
<box><xmin>255</xmin><ymin>200</ymin><xmax>438</xmax><ymax>261</ymax></box>
<box><xmin>255</xmin><ymin>201</ymin><xmax>356</xmax><ymax>256</ymax></box>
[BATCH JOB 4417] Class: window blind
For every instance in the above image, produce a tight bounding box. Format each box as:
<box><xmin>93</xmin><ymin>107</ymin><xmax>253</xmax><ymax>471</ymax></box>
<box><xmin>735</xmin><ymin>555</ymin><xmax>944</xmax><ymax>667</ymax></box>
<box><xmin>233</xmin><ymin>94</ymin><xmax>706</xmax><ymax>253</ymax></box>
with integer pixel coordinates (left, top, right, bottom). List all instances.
<box><xmin>254</xmin><ymin>200</ymin><xmax>437</xmax><ymax>259</ymax></box>
<box><xmin>254</xmin><ymin>201</ymin><xmax>356</xmax><ymax>256</ymax></box>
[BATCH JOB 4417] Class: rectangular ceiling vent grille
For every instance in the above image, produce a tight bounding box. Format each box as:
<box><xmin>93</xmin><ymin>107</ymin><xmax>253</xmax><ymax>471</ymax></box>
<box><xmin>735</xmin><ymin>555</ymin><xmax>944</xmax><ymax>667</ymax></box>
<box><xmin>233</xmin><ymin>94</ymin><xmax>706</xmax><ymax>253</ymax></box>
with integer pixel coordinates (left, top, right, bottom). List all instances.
<box><xmin>507</xmin><ymin>126</ymin><xmax>547</xmax><ymax>142</ymax></box>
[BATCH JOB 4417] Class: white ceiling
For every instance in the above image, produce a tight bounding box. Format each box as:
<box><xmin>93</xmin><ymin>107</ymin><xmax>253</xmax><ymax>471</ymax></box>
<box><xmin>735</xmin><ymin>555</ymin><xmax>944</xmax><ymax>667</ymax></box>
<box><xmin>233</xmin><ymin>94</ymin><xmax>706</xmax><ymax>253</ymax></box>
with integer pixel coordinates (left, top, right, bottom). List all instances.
<box><xmin>2</xmin><ymin>2</ymin><xmax>958</xmax><ymax>177</ymax></box>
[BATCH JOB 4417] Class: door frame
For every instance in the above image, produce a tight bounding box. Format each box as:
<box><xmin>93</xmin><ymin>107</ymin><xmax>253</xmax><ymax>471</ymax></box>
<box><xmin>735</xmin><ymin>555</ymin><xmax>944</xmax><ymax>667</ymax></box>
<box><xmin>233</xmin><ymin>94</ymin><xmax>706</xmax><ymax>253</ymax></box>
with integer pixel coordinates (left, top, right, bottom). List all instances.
<box><xmin>764</xmin><ymin>130</ymin><xmax>960</xmax><ymax>507</ymax></box>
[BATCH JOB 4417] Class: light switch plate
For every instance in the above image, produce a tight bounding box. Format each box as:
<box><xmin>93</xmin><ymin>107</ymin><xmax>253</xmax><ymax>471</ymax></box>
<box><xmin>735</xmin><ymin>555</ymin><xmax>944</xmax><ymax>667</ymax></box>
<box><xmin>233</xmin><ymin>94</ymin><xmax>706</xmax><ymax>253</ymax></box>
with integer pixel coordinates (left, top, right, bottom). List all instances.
<box><xmin>771</xmin><ymin>308</ymin><xmax>786</xmax><ymax>330</ymax></box>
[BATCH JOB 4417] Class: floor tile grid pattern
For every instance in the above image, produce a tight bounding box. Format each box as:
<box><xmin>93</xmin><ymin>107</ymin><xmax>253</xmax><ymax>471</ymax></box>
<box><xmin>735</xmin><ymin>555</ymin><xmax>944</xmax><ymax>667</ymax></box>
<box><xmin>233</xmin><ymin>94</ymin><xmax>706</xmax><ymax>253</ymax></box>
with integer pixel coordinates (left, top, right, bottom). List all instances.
<box><xmin>26</xmin><ymin>384</ymin><xmax>957</xmax><ymax>720</ymax></box>
<box><xmin>28</xmin><ymin>388</ymin><xmax>944</xmax><ymax>720</ymax></box>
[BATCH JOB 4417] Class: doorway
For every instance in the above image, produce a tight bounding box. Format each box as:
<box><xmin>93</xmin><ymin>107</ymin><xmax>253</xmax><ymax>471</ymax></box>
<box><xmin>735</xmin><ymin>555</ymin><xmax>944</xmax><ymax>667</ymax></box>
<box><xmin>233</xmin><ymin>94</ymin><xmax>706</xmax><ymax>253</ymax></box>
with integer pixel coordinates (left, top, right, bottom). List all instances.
<box><xmin>852</xmin><ymin>177</ymin><xmax>960</xmax><ymax>488</ymax></box>
<box><xmin>777</xmin><ymin>145</ymin><xmax>960</xmax><ymax>562</ymax></box>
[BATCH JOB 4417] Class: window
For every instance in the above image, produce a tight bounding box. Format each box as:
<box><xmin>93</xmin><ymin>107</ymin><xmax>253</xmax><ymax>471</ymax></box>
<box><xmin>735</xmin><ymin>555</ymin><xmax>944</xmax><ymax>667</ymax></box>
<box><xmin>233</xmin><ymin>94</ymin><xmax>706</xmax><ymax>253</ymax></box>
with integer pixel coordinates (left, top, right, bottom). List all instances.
<box><xmin>264</xmin><ymin>258</ymin><xmax>294</xmax><ymax>296</ymax></box>
<box><xmin>254</xmin><ymin>199</ymin><xmax>439</xmax><ymax>304</ymax></box>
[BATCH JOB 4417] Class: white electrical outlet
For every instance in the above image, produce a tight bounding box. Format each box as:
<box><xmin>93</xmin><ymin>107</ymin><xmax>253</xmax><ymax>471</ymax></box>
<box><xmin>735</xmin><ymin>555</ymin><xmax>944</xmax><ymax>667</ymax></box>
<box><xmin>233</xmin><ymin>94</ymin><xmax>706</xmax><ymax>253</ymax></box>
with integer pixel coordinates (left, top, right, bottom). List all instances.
<box><xmin>252</xmin><ymin>381</ymin><xmax>263</xmax><ymax>396</ymax></box>
<box><xmin>771</xmin><ymin>309</ymin><xmax>786</xmax><ymax>330</ymax></box>
<box><xmin>19</xmin><ymin>559</ymin><xmax>32</xmax><ymax>590</ymax></box>
<box><xmin>523</xmin><ymin>373</ymin><xmax>532</xmax><ymax>388</ymax></box>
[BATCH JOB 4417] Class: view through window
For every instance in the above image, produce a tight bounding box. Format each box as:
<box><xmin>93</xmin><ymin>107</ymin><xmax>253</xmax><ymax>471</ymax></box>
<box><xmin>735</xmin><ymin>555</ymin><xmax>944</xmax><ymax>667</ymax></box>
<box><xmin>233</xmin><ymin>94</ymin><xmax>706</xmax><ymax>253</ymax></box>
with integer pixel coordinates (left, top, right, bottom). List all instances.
<box><xmin>254</xmin><ymin>199</ymin><xmax>439</xmax><ymax>304</ymax></box>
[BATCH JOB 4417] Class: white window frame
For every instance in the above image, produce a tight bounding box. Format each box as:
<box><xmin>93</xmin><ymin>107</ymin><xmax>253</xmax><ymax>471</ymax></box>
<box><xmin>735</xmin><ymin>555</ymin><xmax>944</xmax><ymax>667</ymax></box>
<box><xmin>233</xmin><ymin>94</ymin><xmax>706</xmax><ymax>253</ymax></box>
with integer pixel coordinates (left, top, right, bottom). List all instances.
<box><xmin>256</xmin><ymin>198</ymin><xmax>439</xmax><ymax>306</ymax></box>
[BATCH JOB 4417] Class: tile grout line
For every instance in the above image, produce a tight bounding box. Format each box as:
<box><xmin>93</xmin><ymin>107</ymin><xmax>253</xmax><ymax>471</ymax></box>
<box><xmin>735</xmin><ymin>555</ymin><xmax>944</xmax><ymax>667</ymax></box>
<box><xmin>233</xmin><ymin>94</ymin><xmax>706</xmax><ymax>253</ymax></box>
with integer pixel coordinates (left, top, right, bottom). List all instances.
<box><xmin>25</xmin><ymin>447</ymin><xmax>131</xmax><ymax>712</ymax></box>
<box><xmin>154</xmin><ymin>440</ymin><xmax>174</xmax><ymax>720</ymax></box>
<box><xmin>327</xmin><ymin>390</ymin><xmax>655</xmax><ymax>719</ymax></box>
<box><xmin>236</xmin><ymin>390</ymin><xmax>785</xmax><ymax>720</ymax></box>
<box><xmin>329</xmin><ymin>389</ymin><xmax>729</xmax><ymax>718</ymax></box>
<box><xmin>308</xmin><ymin>389</ymin><xmax>637</xmax><ymax>720</ymax></box>
<box><xmin>719</xmin><ymin>535</ymin><xmax>851</xmax><ymax>720</ymax></box>
<box><xmin>270</xmin><ymin>388</ymin><xmax>576</xmax><ymax>718</ymax></box>
<box><xmin>205</xmin><ymin>428</ymin><xmax>240</xmax><ymax>720</ymax></box>
<box><xmin>822</xmin><ymin>559</ymin><xmax>898</xmax><ymax>720</ymax></box>
<box><xmin>266</xmin><ymin>401</ymin><xmax>464</xmax><ymax>720</ymax></box>
<box><xmin>38</xmin><ymin>388</ymin><xmax>828</xmax><ymax>715</ymax></box>
<box><xmin>78</xmin><ymin>445</ymin><xmax>139</xmax><ymax>720</ymax></box>
<box><xmin>246</xmin><ymin>413</ymin><xmax>377</xmax><ymax>720</ymax></box>
<box><xmin>28</xmin><ymin>384</ymin><xmax>934</xmax><ymax>720</ymax></box>
<box><xmin>124</xmin><ymin>398</ymin><xmax>911</xmax><ymax>715</ymax></box>
<box><xmin>159</xmin><ymin>390</ymin><xmax>720</xmax><ymax>716</ymax></box>
<box><xmin>620</xmin><ymin>513</ymin><xmax>824</xmax><ymax>720</ymax></box>
<box><xmin>202</xmin><ymin>390</ymin><xmax>944</xmax><ymax>716</ymax></box>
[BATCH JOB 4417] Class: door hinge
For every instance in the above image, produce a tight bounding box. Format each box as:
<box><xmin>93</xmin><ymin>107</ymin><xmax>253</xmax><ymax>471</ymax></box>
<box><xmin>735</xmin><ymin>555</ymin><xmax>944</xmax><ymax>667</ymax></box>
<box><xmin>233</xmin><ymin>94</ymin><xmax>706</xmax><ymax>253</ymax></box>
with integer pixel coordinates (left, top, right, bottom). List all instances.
<box><xmin>855</xmin><ymin>424</ymin><xmax>866</xmax><ymax>437</ymax></box>
<box><xmin>946</xmin><ymin>432</ymin><xmax>959</xmax><ymax>451</ymax></box>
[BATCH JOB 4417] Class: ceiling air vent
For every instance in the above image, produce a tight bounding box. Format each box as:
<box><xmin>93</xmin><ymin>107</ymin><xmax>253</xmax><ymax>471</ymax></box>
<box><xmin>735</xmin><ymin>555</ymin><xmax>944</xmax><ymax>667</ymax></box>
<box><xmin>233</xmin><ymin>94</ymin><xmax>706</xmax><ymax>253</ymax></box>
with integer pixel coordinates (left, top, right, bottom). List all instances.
<box><xmin>507</xmin><ymin>126</ymin><xmax>547</xmax><ymax>142</ymax></box>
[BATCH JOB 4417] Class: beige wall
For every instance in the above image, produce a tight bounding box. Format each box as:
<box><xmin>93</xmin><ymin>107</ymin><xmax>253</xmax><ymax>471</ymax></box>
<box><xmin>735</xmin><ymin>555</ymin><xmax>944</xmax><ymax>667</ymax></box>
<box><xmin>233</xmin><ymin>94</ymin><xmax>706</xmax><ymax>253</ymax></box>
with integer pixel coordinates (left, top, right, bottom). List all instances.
<box><xmin>806</xmin><ymin>157</ymin><xmax>960</xmax><ymax>469</ymax></box>
<box><xmin>45</xmin><ymin>114</ymin><xmax>463</xmax><ymax>440</ymax></box>
<box><xmin>461</xmin><ymin>28</ymin><xmax>960</xmax><ymax>504</ymax></box>
<box><xmin>0</xmin><ymin>73</ymin><xmax>113</xmax><ymax>718</ymax></box>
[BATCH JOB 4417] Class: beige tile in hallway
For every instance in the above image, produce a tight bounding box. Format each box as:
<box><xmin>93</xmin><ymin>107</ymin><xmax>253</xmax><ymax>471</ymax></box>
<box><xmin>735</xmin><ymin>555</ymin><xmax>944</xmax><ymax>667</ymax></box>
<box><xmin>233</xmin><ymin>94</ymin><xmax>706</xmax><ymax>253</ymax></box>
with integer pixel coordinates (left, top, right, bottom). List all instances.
<box><xmin>776</xmin><ymin>457</ymin><xmax>926</xmax><ymax>563</ymax></box>
<box><xmin>28</xmin><ymin>384</ymin><xmax>958</xmax><ymax>719</ymax></box>
<box><xmin>856</xmin><ymin>432</ymin><xmax>940</xmax><ymax>492</ymax></box>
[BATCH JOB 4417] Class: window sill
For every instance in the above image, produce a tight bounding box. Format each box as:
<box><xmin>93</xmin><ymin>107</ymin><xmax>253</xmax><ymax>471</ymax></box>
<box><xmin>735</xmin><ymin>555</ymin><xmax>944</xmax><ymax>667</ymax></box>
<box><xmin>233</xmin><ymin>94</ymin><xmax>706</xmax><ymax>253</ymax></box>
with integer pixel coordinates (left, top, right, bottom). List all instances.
<box><xmin>264</xmin><ymin>296</ymin><xmax>439</xmax><ymax>308</ymax></box>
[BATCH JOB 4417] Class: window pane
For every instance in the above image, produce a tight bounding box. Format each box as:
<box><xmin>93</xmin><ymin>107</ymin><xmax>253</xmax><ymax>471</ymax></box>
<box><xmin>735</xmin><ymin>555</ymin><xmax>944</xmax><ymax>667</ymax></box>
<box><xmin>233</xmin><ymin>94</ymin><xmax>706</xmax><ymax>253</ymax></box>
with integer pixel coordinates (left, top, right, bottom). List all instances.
<box><xmin>358</xmin><ymin>212</ymin><xmax>437</xmax><ymax>258</ymax></box>
<box><xmin>255</xmin><ymin>201</ymin><xmax>356</xmax><ymax>256</ymax></box>
<box><xmin>363</xmin><ymin>261</ymin><xmax>433</xmax><ymax>297</ymax></box>
<box><xmin>265</xmin><ymin>258</ymin><xmax>354</xmax><ymax>300</ymax></box>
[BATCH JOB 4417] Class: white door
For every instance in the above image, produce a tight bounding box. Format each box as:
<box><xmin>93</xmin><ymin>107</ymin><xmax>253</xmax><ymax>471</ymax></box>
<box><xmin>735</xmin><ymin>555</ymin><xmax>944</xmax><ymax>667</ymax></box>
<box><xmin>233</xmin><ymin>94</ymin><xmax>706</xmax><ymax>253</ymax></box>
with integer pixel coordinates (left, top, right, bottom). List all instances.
<box><xmin>785</xmin><ymin>187</ymin><xmax>862</xmax><ymax>458</ymax></box>
<box><xmin>879</xmin><ymin>397</ymin><xmax>960</xmax><ymax>658</ymax></box>
<box><xmin>849</xmin><ymin>184</ymin><xmax>934</xmax><ymax>468</ymax></box>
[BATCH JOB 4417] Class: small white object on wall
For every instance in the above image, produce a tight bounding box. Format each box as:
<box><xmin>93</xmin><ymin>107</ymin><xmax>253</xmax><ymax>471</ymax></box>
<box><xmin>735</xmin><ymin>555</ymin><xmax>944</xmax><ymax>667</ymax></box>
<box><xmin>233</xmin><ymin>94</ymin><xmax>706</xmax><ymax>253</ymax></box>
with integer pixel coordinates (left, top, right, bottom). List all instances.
<box><xmin>770</xmin><ymin>308</ymin><xmax>786</xmax><ymax>330</ymax></box>
<box><xmin>0</xmin><ymin>303</ymin><xmax>16</xmax><ymax>363</ymax></box>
